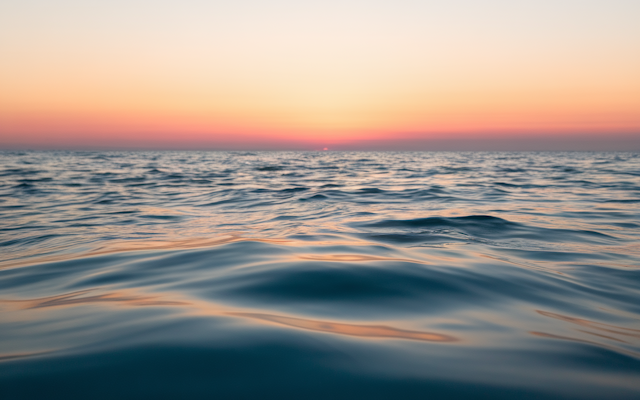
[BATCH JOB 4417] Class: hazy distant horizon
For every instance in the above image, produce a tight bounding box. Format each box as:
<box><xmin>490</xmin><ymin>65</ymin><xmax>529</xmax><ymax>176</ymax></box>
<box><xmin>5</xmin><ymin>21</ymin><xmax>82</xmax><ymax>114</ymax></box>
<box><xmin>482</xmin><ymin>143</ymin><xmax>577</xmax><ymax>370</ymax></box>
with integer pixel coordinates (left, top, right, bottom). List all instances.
<box><xmin>1</xmin><ymin>132</ymin><xmax>638</xmax><ymax>152</ymax></box>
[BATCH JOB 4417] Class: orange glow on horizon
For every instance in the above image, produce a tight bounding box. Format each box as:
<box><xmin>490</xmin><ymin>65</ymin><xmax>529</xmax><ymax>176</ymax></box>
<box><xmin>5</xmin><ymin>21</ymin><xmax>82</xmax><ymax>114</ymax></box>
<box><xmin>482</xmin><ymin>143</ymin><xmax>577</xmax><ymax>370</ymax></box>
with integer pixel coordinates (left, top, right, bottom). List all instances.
<box><xmin>1</xmin><ymin>1</ymin><xmax>639</xmax><ymax>149</ymax></box>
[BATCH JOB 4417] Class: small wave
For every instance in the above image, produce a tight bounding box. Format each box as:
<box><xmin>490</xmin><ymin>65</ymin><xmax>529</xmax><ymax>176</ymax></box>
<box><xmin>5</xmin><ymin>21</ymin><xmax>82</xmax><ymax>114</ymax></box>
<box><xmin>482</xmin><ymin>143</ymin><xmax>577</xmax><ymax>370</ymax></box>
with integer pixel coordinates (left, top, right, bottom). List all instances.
<box><xmin>1</xmin><ymin>151</ymin><xmax>639</xmax><ymax>399</ymax></box>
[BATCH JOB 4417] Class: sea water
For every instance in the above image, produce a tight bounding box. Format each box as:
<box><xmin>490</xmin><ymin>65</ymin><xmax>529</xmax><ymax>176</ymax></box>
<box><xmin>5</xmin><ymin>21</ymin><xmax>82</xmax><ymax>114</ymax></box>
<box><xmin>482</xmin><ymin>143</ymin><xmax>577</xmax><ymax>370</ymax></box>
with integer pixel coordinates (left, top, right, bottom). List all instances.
<box><xmin>1</xmin><ymin>151</ymin><xmax>639</xmax><ymax>399</ymax></box>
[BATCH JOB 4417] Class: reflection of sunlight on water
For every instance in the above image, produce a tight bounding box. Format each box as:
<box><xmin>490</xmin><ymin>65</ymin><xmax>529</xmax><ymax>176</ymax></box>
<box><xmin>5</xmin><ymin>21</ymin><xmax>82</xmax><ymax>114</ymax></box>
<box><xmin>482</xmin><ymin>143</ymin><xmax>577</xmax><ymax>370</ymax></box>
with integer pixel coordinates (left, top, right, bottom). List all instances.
<box><xmin>0</xmin><ymin>235</ymin><xmax>289</xmax><ymax>270</ymax></box>
<box><xmin>0</xmin><ymin>289</ymin><xmax>188</xmax><ymax>309</ymax></box>
<box><xmin>0</xmin><ymin>232</ymin><xmax>471</xmax><ymax>272</ymax></box>
<box><xmin>228</xmin><ymin>312</ymin><xmax>458</xmax><ymax>342</ymax></box>
<box><xmin>0</xmin><ymin>287</ymin><xmax>459</xmax><ymax>344</ymax></box>
<box><xmin>297</xmin><ymin>253</ymin><xmax>436</xmax><ymax>266</ymax></box>
<box><xmin>531</xmin><ymin>309</ymin><xmax>640</xmax><ymax>358</ymax></box>
<box><xmin>1</xmin><ymin>152</ymin><xmax>640</xmax><ymax>396</ymax></box>
<box><xmin>537</xmin><ymin>310</ymin><xmax>640</xmax><ymax>340</ymax></box>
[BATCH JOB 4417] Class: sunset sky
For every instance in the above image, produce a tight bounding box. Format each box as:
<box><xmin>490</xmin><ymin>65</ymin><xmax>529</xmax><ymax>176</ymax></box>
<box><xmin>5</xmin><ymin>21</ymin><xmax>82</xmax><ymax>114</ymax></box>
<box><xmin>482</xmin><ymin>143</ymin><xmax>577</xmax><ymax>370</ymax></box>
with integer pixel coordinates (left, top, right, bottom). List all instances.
<box><xmin>1</xmin><ymin>0</ymin><xmax>639</xmax><ymax>150</ymax></box>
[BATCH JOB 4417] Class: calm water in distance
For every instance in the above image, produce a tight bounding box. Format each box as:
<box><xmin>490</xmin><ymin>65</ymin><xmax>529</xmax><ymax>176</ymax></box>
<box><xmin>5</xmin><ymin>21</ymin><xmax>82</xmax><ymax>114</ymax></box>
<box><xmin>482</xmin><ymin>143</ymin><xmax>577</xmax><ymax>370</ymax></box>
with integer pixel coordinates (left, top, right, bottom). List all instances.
<box><xmin>1</xmin><ymin>151</ymin><xmax>639</xmax><ymax>399</ymax></box>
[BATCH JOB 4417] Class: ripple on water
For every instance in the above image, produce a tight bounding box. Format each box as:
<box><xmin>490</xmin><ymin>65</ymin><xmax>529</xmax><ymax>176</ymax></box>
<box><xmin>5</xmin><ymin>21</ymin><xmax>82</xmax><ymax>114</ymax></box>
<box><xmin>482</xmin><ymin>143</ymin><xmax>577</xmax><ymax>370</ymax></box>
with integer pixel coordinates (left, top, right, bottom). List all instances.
<box><xmin>0</xmin><ymin>151</ymin><xmax>639</xmax><ymax>399</ymax></box>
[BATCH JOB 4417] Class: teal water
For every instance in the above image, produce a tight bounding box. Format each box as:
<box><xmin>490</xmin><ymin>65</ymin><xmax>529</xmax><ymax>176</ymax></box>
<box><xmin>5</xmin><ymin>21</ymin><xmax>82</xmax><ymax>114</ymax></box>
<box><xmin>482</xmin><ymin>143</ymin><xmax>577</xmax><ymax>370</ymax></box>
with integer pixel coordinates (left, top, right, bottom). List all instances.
<box><xmin>1</xmin><ymin>151</ymin><xmax>639</xmax><ymax>399</ymax></box>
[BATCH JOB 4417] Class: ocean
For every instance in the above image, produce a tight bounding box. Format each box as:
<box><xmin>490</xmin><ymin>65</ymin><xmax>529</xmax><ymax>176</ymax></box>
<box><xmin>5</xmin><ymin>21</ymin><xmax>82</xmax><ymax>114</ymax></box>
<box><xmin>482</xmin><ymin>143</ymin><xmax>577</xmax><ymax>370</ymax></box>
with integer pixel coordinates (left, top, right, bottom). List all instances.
<box><xmin>1</xmin><ymin>151</ymin><xmax>639</xmax><ymax>399</ymax></box>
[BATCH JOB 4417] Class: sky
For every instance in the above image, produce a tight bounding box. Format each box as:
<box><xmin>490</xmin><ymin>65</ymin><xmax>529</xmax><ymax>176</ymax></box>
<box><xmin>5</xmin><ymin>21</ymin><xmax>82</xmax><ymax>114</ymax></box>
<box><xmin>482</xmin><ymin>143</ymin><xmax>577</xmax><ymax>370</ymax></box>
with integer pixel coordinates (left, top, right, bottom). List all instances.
<box><xmin>1</xmin><ymin>0</ymin><xmax>639</xmax><ymax>151</ymax></box>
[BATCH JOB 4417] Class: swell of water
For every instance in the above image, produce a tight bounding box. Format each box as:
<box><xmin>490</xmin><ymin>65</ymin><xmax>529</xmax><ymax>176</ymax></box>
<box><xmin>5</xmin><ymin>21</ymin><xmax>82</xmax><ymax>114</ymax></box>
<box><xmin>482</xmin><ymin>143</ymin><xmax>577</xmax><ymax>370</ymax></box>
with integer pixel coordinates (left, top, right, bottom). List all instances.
<box><xmin>1</xmin><ymin>151</ymin><xmax>639</xmax><ymax>399</ymax></box>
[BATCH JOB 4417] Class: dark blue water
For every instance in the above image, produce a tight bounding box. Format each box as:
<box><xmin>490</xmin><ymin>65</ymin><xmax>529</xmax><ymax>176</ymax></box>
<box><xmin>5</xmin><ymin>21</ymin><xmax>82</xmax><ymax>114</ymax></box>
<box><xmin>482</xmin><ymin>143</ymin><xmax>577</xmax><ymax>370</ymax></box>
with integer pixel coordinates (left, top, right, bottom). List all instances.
<box><xmin>1</xmin><ymin>151</ymin><xmax>639</xmax><ymax>399</ymax></box>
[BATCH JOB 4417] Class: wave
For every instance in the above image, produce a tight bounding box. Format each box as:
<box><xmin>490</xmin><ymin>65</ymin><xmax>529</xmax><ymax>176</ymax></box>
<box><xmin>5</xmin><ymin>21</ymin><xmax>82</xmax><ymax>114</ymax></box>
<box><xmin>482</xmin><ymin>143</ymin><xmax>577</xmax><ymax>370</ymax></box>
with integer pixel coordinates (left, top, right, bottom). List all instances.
<box><xmin>0</xmin><ymin>151</ymin><xmax>639</xmax><ymax>399</ymax></box>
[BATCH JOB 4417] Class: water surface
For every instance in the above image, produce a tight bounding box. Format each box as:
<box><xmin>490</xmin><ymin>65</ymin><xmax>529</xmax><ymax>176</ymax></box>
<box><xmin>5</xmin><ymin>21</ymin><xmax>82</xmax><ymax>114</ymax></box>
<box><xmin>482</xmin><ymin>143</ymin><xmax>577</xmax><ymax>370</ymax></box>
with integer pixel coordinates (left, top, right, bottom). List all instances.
<box><xmin>1</xmin><ymin>151</ymin><xmax>639</xmax><ymax>399</ymax></box>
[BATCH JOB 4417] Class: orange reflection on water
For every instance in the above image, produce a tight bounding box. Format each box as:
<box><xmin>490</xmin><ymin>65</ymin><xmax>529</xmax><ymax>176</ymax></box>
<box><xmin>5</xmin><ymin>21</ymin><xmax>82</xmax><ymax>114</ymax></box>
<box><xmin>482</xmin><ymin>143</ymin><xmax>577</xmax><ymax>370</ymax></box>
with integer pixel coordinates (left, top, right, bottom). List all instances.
<box><xmin>0</xmin><ymin>235</ymin><xmax>290</xmax><ymax>270</ymax></box>
<box><xmin>532</xmin><ymin>309</ymin><xmax>640</xmax><ymax>357</ymax></box>
<box><xmin>228</xmin><ymin>312</ymin><xmax>458</xmax><ymax>343</ymax></box>
<box><xmin>0</xmin><ymin>287</ymin><xmax>458</xmax><ymax>344</ymax></box>
<box><xmin>537</xmin><ymin>310</ymin><xmax>640</xmax><ymax>340</ymax></box>
<box><xmin>298</xmin><ymin>254</ymin><xmax>434</xmax><ymax>266</ymax></box>
<box><xmin>0</xmin><ymin>289</ymin><xmax>188</xmax><ymax>310</ymax></box>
